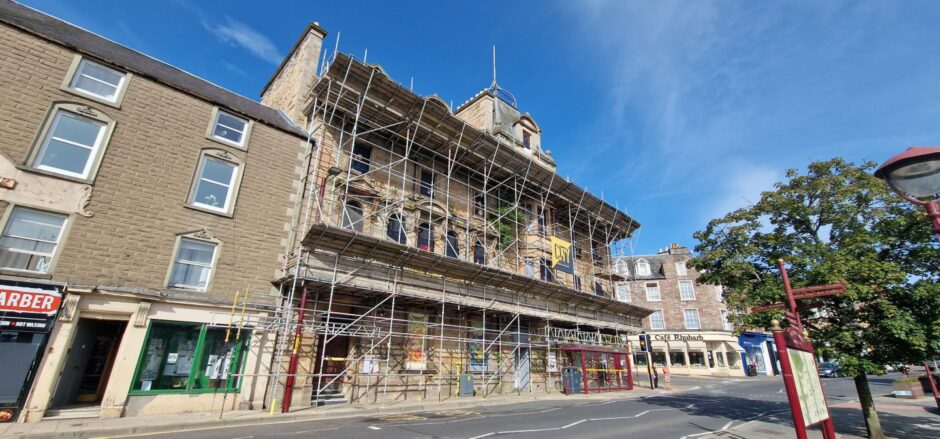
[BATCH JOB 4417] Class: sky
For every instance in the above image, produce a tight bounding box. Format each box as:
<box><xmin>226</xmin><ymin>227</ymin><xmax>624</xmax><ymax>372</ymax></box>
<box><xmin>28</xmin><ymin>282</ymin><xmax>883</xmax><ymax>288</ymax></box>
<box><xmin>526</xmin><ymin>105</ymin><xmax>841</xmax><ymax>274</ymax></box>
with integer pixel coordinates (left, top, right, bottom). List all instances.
<box><xmin>21</xmin><ymin>0</ymin><xmax>940</xmax><ymax>255</ymax></box>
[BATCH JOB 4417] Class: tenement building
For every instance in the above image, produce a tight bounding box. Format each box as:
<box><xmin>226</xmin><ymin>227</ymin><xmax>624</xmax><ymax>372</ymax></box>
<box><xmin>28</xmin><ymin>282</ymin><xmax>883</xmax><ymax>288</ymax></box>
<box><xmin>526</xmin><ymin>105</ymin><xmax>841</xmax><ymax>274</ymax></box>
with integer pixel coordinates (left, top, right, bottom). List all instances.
<box><xmin>612</xmin><ymin>244</ymin><xmax>745</xmax><ymax>377</ymax></box>
<box><xmin>0</xmin><ymin>2</ymin><xmax>307</xmax><ymax>422</ymax></box>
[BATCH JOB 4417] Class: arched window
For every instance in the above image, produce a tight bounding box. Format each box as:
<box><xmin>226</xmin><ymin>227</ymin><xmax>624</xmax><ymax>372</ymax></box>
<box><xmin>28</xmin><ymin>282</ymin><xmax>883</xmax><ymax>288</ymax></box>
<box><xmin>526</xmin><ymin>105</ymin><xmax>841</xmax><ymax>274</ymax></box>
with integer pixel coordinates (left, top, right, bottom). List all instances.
<box><xmin>473</xmin><ymin>241</ymin><xmax>486</xmax><ymax>265</ymax></box>
<box><xmin>445</xmin><ymin>231</ymin><xmax>459</xmax><ymax>258</ymax></box>
<box><xmin>387</xmin><ymin>213</ymin><xmax>406</xmax><ymax>244</ymax></box>
<box><xmin>418</xmin><ymin>223</ymin><xmax>434</xmax><ymax>252</ymax></box>
<box><xmin>341</xmin><ymin>201</ymin><xmax>363</xmax><ymax>232</ymax></box>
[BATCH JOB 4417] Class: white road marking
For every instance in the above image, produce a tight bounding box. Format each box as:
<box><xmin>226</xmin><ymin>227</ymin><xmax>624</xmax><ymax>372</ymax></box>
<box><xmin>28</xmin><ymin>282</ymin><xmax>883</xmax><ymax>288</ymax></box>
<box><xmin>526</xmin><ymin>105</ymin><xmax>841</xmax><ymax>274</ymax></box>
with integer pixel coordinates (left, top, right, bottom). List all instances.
<box><xmin>367</xmin><ymin>426</ymin><xmax>382</xmax><ymax>430</ymax></box>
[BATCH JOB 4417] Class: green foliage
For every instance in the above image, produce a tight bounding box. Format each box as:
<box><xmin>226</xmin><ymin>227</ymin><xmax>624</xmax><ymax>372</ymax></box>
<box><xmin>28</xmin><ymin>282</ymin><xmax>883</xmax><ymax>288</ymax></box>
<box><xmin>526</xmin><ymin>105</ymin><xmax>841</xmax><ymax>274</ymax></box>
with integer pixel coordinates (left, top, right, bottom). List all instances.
<box><xmin>489</xmin><ymin>204</ymin><xmax>525</xmax><ymax>249</ymax></box>
<box><xmin>691</xmin><ymin>158</ymin><xmax>940</xmax><ymax>377</ymax></box>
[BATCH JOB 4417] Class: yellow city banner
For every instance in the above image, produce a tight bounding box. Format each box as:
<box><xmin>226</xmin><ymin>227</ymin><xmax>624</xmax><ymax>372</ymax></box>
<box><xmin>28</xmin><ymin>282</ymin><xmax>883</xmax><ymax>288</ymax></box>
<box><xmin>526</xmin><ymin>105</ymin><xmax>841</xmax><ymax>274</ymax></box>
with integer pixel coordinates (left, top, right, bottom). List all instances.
<box><xmin>551</xmin><ymin>237</ymin><xmax>574</xmax><ymax>273</ymax></box>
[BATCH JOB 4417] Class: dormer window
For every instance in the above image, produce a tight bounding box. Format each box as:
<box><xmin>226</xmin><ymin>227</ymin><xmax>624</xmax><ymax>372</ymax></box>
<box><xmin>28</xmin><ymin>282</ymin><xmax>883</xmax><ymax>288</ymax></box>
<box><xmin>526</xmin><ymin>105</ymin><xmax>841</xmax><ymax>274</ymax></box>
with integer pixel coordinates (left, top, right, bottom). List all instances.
<box><xmin>636</xmin><ymin>259</ymin><xmax>651</xmax><ymax>276</ymax></box>
<box><xmin>522</xmin><ymin>130</ymin><xmax>531</xmax><ymax>149</ymax></box>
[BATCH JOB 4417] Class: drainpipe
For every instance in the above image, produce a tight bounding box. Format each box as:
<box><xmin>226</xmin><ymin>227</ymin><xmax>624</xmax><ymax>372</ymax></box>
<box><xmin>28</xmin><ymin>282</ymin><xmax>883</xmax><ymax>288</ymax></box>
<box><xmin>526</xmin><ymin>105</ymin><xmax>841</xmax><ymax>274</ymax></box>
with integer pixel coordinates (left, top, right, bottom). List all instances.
<box><xmin>282</xmin><ymin>287</ymin><xmax>310</xmax><ymax>413</ymax></box>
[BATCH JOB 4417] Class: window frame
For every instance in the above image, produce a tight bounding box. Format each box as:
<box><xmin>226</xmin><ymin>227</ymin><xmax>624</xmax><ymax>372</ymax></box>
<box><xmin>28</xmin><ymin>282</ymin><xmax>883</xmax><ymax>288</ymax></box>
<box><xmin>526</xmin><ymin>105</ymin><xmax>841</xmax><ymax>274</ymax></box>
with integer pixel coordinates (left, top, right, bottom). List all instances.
<box><xmin>678</xmin><ymin>280</ymin><xmax>696</xmax><ymax>301</ymax></box>
<box><xmin>61</xmin><ymin>55</ymin><xmax>131</xmax><ymax>107</ymax></box>
<box><xmin>26</xmin><ymin>103</ymin><xmax>117</xmax><ymax>183</ymax></box>
<box><xmin>720</xmin><ymin>309</ymin><xmax>731</xmax><ymax>331</ymax></box>
<box><xmin>644</xmin><ymin>281</ymin><xmax>661</xmax><ymax>301</ymax></box>
<box><xmin>473</xmin><ymin>240</ymin><xmax>486</xmax><ymax>265</ymax></box>
<box><xmin>445</xmin><ymin>231</ymin><xmax>460</xmax><ymax>259</ymax></box>
<box><xmin>675</xmin><ymin>261</ymin><xmax>688</xmax><ymax>276</ymax></box>
<box><xmin>417</xmin><ymin>222</ymin><xmax>434</xmax><ymax>252</ymax></box>
<box><xmin>206</xmin><ymin>107</ymin><xmax>252</xmax><ymax>149</ymax></box>
<box><xmin>0</xmin><ymin>205</ymin><xmax>71</xmax><ymax>276</ymax></box>
<box><xmin>419</xmin><ymin>170</ymin><xmax>434</xmax><ymax>197</ymax></box>
<box><xmin>615</xmin><ymin>282</ymin><xmax>631</xmax><ymax>303</ymax></box>
<box><xmin>650</xmin><ymin>310</ymin><xmax>665</xmax><ymax>330</ymax></box>
<box><xmin>165</xmin><ymin>234</ymin><xmax>221</xmax><ymax>292</ymax></box>
<box><xmin>683</xmin><ymin>308</ymin><xmax>701</xmax><ymax>330</ymax></box>
<box><xmin>636</xmin><ymin>259</ymin><xmax>651</xmax><ymax>276</ymax></box>
<box><xmin>350</xmin><ymin>143</ymin><xmax>372</xmax><ymax>174</ymax></box>
<box><xmin>387</xmin><ymin>213</ymin><xmax>407</xmax><ymax>244</ymax></box>
<box><xmin>715</xmin><ymin>284</ymin><xmax>724</xmax><ymax>301</ymax></box>
<box><xmin>128</xmin><ymin>320</ymin><xmax>252</xmax><ymax>395</ymax></box>
<box><xmin>186</xmin><ymin>149</ymin><xmax>245</xmax><ymax>217</ymax></box>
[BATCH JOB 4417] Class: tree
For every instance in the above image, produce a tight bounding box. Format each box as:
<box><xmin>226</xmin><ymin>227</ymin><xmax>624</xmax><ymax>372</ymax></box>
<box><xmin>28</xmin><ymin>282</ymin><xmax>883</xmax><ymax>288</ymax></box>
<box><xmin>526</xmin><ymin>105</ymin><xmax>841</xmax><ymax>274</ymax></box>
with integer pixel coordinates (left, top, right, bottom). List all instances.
<box><xmin>691</xmin><ymin>158</ymin><xmax>940</xmax><ymax>439</ymax></box>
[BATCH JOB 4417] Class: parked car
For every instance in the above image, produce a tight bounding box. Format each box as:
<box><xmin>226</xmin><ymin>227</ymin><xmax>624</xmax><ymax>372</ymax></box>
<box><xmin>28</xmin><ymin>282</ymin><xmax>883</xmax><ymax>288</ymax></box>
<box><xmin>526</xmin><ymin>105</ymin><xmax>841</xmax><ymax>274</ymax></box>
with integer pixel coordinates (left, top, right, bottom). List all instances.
<box><xmin>818</xmin><ymin>362</ymin><xmax>840</xmax><ymax>378</ymax></box>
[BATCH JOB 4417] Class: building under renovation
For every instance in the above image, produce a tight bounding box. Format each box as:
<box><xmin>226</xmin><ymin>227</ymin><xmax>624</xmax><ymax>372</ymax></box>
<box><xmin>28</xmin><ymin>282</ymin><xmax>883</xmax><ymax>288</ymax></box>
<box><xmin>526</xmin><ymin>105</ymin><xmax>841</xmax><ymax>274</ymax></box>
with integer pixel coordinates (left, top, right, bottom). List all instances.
<box><xmin>257</xmin><ymin>24</ymin><xmax>653</xmax><ymax>411</ymax></box>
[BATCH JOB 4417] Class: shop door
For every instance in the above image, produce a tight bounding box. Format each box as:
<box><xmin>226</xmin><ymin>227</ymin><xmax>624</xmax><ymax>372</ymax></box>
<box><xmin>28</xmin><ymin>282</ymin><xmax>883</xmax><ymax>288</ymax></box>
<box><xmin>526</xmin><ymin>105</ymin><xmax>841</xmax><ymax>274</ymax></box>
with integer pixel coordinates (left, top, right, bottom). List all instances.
<box><xmin>514</xmin><ymin>348</ymin><xmax>530</xmax><ymax>391</ymax></box>
<box><xmin>313</xmin><ymin>334</ymin><xmax>349</xmax><ymax>393</ymax></box>
<box><xmin>52</xmin><ymin>320</ymin><xmax>125</xmax><ymax>407</ymax></box>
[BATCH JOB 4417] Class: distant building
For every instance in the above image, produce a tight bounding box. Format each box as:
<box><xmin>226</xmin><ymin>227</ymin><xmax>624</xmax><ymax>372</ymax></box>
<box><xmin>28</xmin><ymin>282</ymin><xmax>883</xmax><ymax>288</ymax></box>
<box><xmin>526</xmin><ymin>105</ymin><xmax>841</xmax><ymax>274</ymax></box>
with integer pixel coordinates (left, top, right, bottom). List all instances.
<box><xmin>613</xmin><ymin>244</ymin><xmax>745</xmax><ymax>376</ymax></box>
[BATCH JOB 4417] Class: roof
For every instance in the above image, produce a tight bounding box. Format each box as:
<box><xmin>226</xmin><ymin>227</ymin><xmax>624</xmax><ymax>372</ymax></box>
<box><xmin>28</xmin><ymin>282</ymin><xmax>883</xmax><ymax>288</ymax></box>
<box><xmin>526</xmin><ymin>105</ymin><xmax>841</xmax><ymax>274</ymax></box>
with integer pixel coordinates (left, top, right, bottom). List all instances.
<box><xmin>314</xmin><ymin>53</ymin><xmax>641</xmax><ymax>238</ymax></box>
<box><xmin>0</xmin><ymin>0</ymin><xmax>308</xmax><ymax>139</ymax></box>
<box><xmin>612</xmin><ymin>255</ymin><xmax>668</xmax><ymax>280</ymax></box>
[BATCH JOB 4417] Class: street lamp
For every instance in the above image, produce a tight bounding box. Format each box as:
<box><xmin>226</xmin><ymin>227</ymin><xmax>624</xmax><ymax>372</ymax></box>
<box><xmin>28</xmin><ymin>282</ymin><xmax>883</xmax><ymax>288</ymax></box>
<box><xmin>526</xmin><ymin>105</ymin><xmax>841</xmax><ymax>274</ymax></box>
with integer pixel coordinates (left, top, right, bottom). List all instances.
<box><xmin>875</xmin><ymin>146</ymin><xmax>940</xmax><ymax>235</ymax></box>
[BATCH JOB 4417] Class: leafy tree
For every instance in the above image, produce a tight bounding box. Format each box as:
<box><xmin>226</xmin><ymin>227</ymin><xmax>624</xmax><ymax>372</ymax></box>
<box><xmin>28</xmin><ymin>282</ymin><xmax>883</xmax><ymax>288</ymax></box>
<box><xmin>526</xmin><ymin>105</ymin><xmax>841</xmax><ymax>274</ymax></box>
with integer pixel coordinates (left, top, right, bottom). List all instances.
<box><xmin>691</xmin><ymin>158</ymin><xmax>940</xmax><ymax>439</ymax></box>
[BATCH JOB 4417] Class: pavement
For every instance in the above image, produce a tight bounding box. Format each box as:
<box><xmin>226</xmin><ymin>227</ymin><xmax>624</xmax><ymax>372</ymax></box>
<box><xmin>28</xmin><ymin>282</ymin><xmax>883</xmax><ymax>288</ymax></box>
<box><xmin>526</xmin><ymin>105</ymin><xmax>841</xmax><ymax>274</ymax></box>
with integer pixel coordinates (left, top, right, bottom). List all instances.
<box><xmin>1</xmin><ymin>373</ymin><xmax>938</xmax><ymax>439</ymax></box>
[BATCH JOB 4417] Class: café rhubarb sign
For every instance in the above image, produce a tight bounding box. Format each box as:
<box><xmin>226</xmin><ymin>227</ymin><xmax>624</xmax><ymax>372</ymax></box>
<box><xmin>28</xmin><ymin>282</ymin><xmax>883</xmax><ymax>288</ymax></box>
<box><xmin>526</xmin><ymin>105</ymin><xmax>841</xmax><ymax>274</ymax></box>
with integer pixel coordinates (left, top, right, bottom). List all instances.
<box><xmin>651</xmin><ymin>333</ymin><xmax>705</xmax><ymax>342</ymax></box>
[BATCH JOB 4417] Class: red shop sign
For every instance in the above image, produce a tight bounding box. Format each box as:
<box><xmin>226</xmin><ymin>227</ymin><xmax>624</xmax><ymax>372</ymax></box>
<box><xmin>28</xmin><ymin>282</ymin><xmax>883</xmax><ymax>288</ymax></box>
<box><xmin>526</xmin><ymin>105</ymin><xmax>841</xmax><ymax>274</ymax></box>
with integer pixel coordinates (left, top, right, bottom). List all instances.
<box><xmin>0</xmin><ymin>286</ymin><xmax>62</xmax><ymax>315</ymax></box>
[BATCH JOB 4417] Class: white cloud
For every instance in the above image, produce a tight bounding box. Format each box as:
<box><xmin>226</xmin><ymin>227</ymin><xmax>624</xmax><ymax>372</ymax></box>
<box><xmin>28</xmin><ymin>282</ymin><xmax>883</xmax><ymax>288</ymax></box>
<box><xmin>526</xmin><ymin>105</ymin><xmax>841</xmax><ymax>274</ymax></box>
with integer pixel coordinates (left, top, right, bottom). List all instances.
<box><xmin>706</xmin><ymin>162</ymin><xmax>781</xmax><ymax>222</ymax></box>
<box><xmin>207</xmin><ymin>16</ymin><xmax>282</xmax><ymax>65</ymax></box>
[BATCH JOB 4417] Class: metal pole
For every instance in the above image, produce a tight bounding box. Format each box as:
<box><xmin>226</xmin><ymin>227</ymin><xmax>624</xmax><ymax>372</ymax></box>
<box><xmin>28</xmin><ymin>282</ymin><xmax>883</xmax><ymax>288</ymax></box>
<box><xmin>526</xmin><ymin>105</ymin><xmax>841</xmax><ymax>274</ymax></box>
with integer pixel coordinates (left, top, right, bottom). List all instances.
<box><xmin>282</xmin><ymin>286</ymin><xmax>309</xmax><ymax>413</ymax></box>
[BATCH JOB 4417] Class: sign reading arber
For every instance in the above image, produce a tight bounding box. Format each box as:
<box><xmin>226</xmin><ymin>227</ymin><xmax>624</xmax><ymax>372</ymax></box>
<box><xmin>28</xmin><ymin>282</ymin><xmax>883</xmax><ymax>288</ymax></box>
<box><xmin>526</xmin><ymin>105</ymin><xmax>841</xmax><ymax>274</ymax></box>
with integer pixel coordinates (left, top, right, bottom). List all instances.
<box><xmin>0</xmin><ymin>286</ymin><xmax>62</xmax><ymax>314</ymax></box>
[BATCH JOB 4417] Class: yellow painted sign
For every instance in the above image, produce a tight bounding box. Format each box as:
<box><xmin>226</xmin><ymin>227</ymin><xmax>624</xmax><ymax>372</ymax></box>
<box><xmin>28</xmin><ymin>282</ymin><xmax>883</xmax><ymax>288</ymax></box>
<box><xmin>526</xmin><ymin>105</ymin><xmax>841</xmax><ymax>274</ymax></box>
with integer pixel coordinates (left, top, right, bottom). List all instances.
<box><xmin>551</xmin><ymin>237</ymin><xmax>574</xmax><ymax>273</ymax></box>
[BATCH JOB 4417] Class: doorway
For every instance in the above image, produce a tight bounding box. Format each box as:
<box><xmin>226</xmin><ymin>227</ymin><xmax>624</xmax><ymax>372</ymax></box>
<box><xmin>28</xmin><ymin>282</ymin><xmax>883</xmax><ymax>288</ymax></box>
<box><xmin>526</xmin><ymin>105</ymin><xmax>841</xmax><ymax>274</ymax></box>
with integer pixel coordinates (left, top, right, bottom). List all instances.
<box><xmin>515</xmin><ymin>348</ymin><xmax>530</xmax><ymax>391</ymax></box>
<box><xmin>312</xmin><ymin>334</ymin><xmax>349</xmax><ymax>394</ymax></box>
<box><xmin>51</xmin><ymin>319</ymin><xmax>126</xmax><ymax>408</ymax></box>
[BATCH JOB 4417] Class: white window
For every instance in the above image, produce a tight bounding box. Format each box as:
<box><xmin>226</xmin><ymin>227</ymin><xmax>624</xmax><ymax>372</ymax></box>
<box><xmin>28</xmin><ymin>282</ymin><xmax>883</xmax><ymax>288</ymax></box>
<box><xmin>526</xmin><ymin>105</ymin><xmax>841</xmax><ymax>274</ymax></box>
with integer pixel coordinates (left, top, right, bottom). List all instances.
<box><xmin>636</xmin><ymin>260</ymin><xmax>651</xmax><ymax>276</ymax></box>
<box><xmin>0</xmin><ymin>207</ymin><xmax>67</xmax><ymax>273</ymax></box>
<box><xmin>168</xmin><ymin>238</ymin><xmax>217</xmax><ymax>291</ymax></box>
<box><xmin>211</xmin><ymin>110</ymin><xmax>249</xmax><ymax>147</ymax></box>
<box><xmin>645</xmin><ymin>282</ymin><xmax>660</xmax><ymax>301</ymax></box>
<box><xmin>679</xmin><ymin>280</ymin><xmax>696</xmax><ymax>300</ymax></box>
<box><xmin>614</xmin><ymin>259</ymin><xmax>630</xmax><ymax>276</ymax></box>
<box><xmin>675</xmin><ymin>261</ymin><xmax>687</xmax><ymax>276</ymax></box>
<box><xmin>615</xmin><ymin>282</ymin><xmax>631</xmax><ymax>302</ymax></box>
<box><xmin>34</xmin><ymin>110</ymin><xmax>107</xmax><ymax>179</ymax></box>
<box><xmin>684</xmin><ymin>309</ymin><xmax>701</xmax><ymax>330</ymax></box>
<box><xmin>191</xmin><ymin>154</ymin><xmax>239</xmax><ymax>213</ymax></box>
<box><xmin>67</xmin><ymin>58</ymin><xmax>127</xmax><ymax>103</ymax></box>
<box><xmin>715</xmin><ymin>284</ymin><xmax>724</xmax><ymax>301</ymax></box>
<box><xmin>524</xmin><ymin>258</ymin><xmax>537</xmax><ymax>278</ymax></box>
<box><xmin>650</xmin><ymin>310</ymin><xmax>665</xmax><ymax>330</ymax></box>
<box><xmin>720</xmin><ymin>310</ymin><xmax>731</xmax><ymax>330</ymax></box>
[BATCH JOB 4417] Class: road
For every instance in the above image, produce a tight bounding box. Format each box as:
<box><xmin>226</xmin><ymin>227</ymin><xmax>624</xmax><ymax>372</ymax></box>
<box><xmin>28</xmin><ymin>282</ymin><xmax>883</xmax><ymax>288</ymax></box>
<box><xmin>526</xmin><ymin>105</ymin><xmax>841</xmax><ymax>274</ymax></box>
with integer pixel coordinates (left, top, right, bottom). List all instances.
<box><xmin>111</xmin><ymin>373</ymin><xmax>938</xmax><ymax>439</ymax></box>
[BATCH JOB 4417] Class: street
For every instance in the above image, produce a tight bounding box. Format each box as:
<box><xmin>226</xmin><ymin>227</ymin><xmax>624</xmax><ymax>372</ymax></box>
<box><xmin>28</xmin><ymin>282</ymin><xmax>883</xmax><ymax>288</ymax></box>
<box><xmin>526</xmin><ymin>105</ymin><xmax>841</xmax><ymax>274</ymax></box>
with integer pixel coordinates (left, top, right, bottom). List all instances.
<box><xmin>103</xmin><ymin>374</ymin><xmax>940</xmax><ymax>439</ymax></box>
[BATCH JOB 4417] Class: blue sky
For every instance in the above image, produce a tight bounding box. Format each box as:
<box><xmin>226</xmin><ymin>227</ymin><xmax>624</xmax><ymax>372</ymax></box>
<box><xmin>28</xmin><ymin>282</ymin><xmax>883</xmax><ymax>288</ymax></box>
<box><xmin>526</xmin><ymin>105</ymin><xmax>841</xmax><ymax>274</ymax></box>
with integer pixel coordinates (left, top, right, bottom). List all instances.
<box><xmin>22</xmin><ymin>0</ymin><xmax>940</xmax><ymax>255</ymax></box>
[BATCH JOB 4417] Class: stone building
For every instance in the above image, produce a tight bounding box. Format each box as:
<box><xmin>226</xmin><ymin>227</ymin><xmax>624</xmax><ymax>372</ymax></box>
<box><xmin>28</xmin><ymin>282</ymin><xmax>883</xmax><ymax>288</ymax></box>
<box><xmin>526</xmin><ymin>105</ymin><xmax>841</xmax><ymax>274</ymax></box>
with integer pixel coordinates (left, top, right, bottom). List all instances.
<box><xmin>612</xmin><ymin>244</ymin><xmax>745</xmax><ymax>377</ymax></box>
<box><xmin>0</xmin><ymin>1</ymin><xmax>307</xmax><ymax>422</ymax></box>
<box><xmin>259</xmin><ymin>25</ymin><xmax>652</xmax><ymax>410</ymax></box>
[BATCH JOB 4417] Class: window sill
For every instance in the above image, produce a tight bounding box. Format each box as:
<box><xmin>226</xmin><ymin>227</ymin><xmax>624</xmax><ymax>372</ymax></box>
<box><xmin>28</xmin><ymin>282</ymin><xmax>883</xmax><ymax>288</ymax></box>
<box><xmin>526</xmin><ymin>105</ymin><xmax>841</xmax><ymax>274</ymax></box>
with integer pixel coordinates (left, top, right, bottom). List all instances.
<box><xmin>128</xmin><ymin>387</ymin><xmax>241</xmax><ymax>396</ymax></box>
<box><xmin>0</xmin><ymin>269</ymin><xmax>54</xmax><ymax>280</ymax></box>
<box><xmin>17</xmin><ymin>165</ymin><xmax>95</xmax><ymax>185</ymax></box>
<box><xmin>184</xmin><ymin>203</ymin><xmax>234</xmax><ymax>219</ymax></box>
<box><xmin>205</xmin><ymin>134</ymin><xmax>248</xmax><ymax>151</ymax></box>
<box><xmin>61</xmin><ymin>86</ymin><xmax>124</xmax><ymax>109</ymax></box>
<box><xmin>167</xmin><ymin>285</ymin><xmax>208</xmax><ymax>293</ymax></box>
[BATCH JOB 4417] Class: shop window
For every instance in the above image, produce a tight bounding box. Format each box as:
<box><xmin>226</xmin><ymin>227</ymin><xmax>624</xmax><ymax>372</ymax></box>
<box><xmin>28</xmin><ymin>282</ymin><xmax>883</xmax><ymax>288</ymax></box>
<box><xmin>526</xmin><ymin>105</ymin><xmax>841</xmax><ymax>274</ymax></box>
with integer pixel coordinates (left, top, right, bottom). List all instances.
<box><xmin>688</xmin><ymin>351</ymin><xmax>706</xmax><ymax>367</ymax></box>
<box><xmin>716</xmin><ymin>351</ymin><xmax>726</xmax><ymax>367</ymax></box>
<box><xmin>445</xmin><ymin>231</ymin><xmax>459</xmax><ymax>258</ymax></box>
<box><xmin>669</xmin><ymin>351</ymin><xmax>686</xmax><ymax>366</ymax></box>
<box><xmin>419</xmin><ymin>170</ymin><xmax>433</xmax><ymax>197</ymax></box>
<box><xmin>473</xmin><ymin>241</ymin><xmax>486</xmax><ymax>265</ymax></box>
<box><xmin>132</xmin><ymin>322</ymin><xmax>249</xmax><ymax>393</ymax></box>
<box><xmin>679</xmin><ymin>280</ymin><xmax>695</xmax><ymax>300</ymax></box>
<box><xmin>651</xmin><ymin>351</ymin><xmax>666</xmax><ymax>366</ymax></box>
<box><xmin>351</xmin><ymin>143</ymin><xmax>371</xmax><ymax>174</ymax></box>
<box><xmin>341</xmin><ymin>201</ymin><xmax>364</xmax><ymax>232</ymax></box>
<box><xmin>387</xmin><ymin>214</ymin><xmax>406</xmax><ymax>244</ymax></box>
<box><xmin>0</xmin><ymin>207</ymin><xmax>68</xmax><ymax>273</ymax></box>
<box><xmin>417</xmin><ymin>223</ymin><xmax>434</xmax><ymax>252</ymax></box>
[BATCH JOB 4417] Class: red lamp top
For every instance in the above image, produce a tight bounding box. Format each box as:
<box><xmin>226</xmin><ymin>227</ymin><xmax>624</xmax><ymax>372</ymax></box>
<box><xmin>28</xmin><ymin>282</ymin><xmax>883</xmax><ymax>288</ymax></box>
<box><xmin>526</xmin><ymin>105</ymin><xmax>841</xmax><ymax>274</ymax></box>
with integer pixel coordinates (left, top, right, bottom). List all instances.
<box><xmin>875</xmin><ymin>146</ymin><xmax>940</xmax><ymax>180</ymax></box>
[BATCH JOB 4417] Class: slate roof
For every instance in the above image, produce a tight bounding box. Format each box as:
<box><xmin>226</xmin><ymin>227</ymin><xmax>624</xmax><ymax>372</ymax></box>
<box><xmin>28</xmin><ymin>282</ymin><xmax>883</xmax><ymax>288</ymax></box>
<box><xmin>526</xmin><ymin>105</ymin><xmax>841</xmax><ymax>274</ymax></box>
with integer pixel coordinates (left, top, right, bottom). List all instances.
<box><xmin>0</xmin><ymin>0</ymin><xmax>308</xmax><ymax>139</ymax></box>
<box><xmin>611</xmin><ymin>255</ymin><xmax>668</xmax><ymax>280</ymax></box>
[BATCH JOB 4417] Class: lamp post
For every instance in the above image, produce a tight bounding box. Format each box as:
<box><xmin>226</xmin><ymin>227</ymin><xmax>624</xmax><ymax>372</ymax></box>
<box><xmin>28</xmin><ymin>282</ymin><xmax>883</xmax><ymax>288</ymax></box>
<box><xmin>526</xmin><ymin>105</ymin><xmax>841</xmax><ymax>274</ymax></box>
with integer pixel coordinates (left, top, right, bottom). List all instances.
<box><xmin>874</xmin><ymin>147</ymin><xmax>940</xmax><ymax>236</ymax></box>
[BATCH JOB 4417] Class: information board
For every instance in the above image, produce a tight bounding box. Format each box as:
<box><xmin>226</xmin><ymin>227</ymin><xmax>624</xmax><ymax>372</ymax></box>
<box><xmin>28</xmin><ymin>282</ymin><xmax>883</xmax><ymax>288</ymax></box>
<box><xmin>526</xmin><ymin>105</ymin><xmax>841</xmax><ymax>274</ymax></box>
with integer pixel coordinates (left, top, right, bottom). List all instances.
<box><xmin>787</xmin><ymin>349</ymin><xmax>830</xmax><ymax>426</ymax></box>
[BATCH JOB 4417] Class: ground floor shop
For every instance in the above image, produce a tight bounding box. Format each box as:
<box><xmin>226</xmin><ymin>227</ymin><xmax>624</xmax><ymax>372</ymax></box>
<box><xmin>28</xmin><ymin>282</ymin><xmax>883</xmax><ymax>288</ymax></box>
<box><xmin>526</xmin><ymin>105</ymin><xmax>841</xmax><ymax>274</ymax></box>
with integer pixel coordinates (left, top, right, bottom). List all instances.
<box><xmin>14</xmin><ymin>287</ymin><xmax>275</xmax><ymax>423</ymax></box>
<box><xmin>738</xmin><ymin>332</ymin><xmax>779</xmax><ymax>376</ymax></box>
<box><xmin>631</xmin><ymin>331</ymin><xmax>745</xmax><ymax>377</ymax></box>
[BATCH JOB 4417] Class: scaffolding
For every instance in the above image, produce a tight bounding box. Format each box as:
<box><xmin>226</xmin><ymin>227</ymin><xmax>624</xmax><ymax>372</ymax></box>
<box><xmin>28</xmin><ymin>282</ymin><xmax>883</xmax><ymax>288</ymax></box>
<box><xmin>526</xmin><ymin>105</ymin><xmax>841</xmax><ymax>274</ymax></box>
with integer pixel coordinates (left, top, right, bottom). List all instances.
<box><xmin>226</xmin><ymin>51</ymin><xmax>652</xmax><ymax>413</ymax></box>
